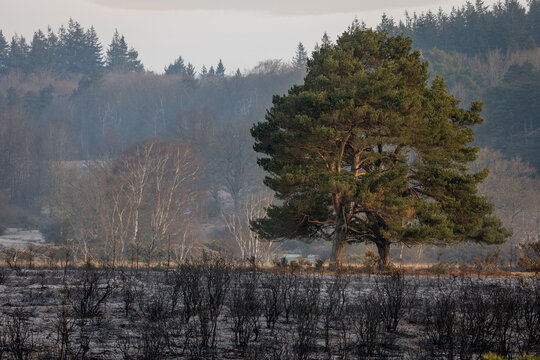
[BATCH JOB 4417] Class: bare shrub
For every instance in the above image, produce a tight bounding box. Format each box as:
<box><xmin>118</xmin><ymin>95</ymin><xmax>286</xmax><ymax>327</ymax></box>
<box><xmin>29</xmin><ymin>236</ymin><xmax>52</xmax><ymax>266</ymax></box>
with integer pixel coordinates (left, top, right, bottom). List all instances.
<box><xmin>348</xmin><ymin>291</ymin><xmax>386</xmax><ymax>358</ymax></box>
<box><xmin>228</xmin><ymin>271</ymin><xmax>261</xmax><ymax>353</ymax></box>
<box><xmin>321</xmin><ymin>274</ymin><xmax>350</xmax><ymax>352</ymax></box>
<box><xmin>291</xmin><ymin>276</ymin><xmax>321</xmax><ymax>360</ymax></box>
<box><xmin>196</xmin><ymin>255</ymin><xmax>232</xmax><ymax>350</ymax></box>
<box><xmin>262</xmin><ymin>274</ymin><xmax>284</xmax><ymax>331</ymax></box>
<box><xmin>423</xmin><ymin>286</ymin><xmax>459</xmax><ymax>358</ymax></box>
<box><xmin>376</xmin><ymin>271</ymin><xmax>412</xmax><ymax>332</ymax></box>
<box><xmin>490</xmin><ymin>283</ymin><xmax>519</xmax><ymax>356</ymax></box>
<box><xmin>282</xmin><ymin>273</ymin><xmax>300</xmax><ymax>323</ymax></box>
<box><xmin>136</xmin><ymin>322</ymin><xmax>169</xmax><ymax>360</ymax></box>
<box><xmin>65</xmin><ymin>267</ymin><xmax>115</xmax><ymax>318</ymax></box>
<box><xmin>119</xmin><ymin>270</ymin><xmax>137</xmax><ymax>317</ymax></box>
<box><xmin>1</xmin><ymin>309</ymin><xmax>36</xmax><ymax>360</ymax></box>
<box><xmin>515</xmin><ymin>277</ymin><xmax>540</xmax><ymax>354</ymax></box>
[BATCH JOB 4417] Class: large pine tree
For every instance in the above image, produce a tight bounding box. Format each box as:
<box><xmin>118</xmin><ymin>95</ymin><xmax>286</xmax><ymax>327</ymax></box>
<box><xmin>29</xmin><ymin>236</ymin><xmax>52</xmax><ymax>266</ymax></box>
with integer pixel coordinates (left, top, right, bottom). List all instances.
<box><xmin>251</xmin><ymin>29</ymin><xmax>509</xmax><ymax>267</ymax></box>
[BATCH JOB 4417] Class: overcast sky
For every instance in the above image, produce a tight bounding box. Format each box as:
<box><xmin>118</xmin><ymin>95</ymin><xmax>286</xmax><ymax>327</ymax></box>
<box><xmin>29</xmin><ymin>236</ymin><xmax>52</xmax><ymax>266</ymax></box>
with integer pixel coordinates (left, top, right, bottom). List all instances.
<box><xmin>0</xmin><ymin>0</ymin><xmax>527</xmax><ymax>74</ymax></box>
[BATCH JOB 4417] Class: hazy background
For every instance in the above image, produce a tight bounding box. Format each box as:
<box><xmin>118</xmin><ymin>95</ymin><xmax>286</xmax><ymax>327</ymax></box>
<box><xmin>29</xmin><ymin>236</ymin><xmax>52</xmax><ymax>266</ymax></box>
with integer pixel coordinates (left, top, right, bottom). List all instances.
<box><xmin>0</xmin><ymin>0</ymin><xmax>528</xmax><ymax>73</ymax></box>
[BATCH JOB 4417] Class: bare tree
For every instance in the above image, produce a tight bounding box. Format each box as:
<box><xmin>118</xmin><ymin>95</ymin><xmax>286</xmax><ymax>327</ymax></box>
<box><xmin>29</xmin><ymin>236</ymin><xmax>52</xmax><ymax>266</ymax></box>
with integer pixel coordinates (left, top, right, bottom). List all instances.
<box><xmin>51</xmin><ymin>138</ymin><xmax>202</xmax><ymax>265</ymax></box>
<box><xmin>224</xmin><ymin>193</ymin><xmax>278</xmax><ymax>262</ymax></box>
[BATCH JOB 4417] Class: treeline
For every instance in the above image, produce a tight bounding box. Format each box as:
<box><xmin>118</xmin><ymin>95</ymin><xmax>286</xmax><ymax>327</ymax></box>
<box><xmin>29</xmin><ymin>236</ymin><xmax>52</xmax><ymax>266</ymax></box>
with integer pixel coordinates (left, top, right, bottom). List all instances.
<box><xmin>379</xmin><ymin>0</ymin><xmax>540</xmax><ymax>56</ymax></box>
<box><xmin>0</xmin><ymin>19</ymin><xmax>143</xmax><ymax>78</ymax></box>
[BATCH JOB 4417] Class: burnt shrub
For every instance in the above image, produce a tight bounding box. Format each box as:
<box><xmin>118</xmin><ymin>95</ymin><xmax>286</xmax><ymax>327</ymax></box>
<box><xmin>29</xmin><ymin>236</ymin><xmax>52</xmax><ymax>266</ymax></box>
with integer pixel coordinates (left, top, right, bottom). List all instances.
<box><xmin>348</xmin><ymin>291</ymin><xmax>386</xmax><ymax>359</ymax></box>
<box><xmin>423</xmin><ymin>286</ymin><xmax>459</xmax><ymax>358</ymax></box>
<box><xmin>321</xmin><ymin>273</ymin><xmax>350</xmax><ymax>352</ymax></box>
<box><xmin>376</xmin><ymin>271</ymin><xmax>413</xmax><ymax>332</ymax></box>
<box><xmin>291</xmin><ymin>276</ymin><xmax>321</xmax><ymax>360</ymax></box>
<box><xmin>66</xmin><ymin>267</ymin><xmax>116</xmax><ymax>318</ymax></box>
<box><xmin>1</xmin><ymin>309</ymin><xmax>36</xmax><ymax>360</ymax></box>
<box><xmin>119</xmin><ymin>270</ymin><xmax>137</xmax><ymax>317</ymax></box>
<box><xmin>137</xmin><ymin>283</ymin><xmax>175</xmax><ymax>322</ymax></box>
<box><xmin>456</xmin><ymin>280</ymin><xmax>493</xmax><ymax>355</ymax></box>
<box><xmin>228</xmin><ymin>271</ymin><xmax>261</xmax><ymax>353</ymax></box>
<box><xmin>282</xmin><ymin>273</ymin><xmax>300</xmax><ymax>324</ymax></box>
<box><xmin>261</xmin><ymin>274</ymin><xmax>285</xmax><ymax>331</ymax></box>
<box><xmin>515</xmin><ymin>277</ymin><xmax>540</xmax><ymax>354</ymax></box>
<box><xmin>490</xmin><ymin>283</ymin><xmax>519</xmax><ymax>356</ymax></box>
<box><xmin>196</xmin><ymin>255</ymin><xmax>232</xmax><ymax>350</ymax></box>
<box><xmin>134</xmin><ymin>322</ymin><xmax>170</xmax><ymax>360</ymax></box>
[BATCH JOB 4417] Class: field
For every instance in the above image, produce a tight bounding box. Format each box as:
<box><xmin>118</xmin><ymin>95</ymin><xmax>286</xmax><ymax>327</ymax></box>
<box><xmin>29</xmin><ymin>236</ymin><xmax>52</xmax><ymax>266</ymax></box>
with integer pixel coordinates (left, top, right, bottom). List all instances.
<box><xmin>0</xmin><ymin>261</ymin><xmax>538</xmax><ymax>359</ymax></box>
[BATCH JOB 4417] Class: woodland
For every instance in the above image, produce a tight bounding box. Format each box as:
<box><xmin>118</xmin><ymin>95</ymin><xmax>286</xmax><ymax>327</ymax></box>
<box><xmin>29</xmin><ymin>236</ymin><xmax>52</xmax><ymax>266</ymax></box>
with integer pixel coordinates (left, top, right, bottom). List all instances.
<box><xmin>0</xmin><ymin>0</ymin><xmax>539</xmax><ymax>268</ymax></box>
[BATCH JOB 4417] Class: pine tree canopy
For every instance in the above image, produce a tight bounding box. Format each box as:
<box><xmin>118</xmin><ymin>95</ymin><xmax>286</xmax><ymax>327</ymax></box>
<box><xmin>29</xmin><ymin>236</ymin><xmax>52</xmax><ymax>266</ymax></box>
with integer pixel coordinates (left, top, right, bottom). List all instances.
<box><xmin>165</xmin><ymin>56</ymin><xmax>186</xmax><ymax>75</ymax></box>
<box><xmin>216</xmin><ymin>59</ymin><xmax>225</xmax><ymax>77</ymax></box>
<box><xmin>251</xmin><ymin>29</ymin><xmax>510</xmax><ymax>267</ymax></box>
<box><xmin>293</xmin><ymin>42</ymin><xmax>307</xmax><ymax>68</ymax></box>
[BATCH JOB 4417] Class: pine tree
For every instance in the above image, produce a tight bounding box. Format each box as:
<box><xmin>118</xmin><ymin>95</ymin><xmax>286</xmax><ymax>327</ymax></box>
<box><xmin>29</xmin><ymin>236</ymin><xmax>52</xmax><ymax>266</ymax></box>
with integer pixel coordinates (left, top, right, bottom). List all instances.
<box><xmin>0</xmin><ymin>31</ymin><xmax>8</xmax><ymax>75</ymax></box>
<box><xmin>7</xmin><ymin>35</ymin><xmax>30</xmax><ymax>73</ymax></box>
<box><xmin>200</xmin><ymin>65</ymin><xmax>208</xmax><ymax>77</ymax></box>
<box><xmin>28</xmin><ymin>30</ymin><xmax>51</xmax><ymax>73</ymax></box>
<box><xmin>292</xmin><ymin>42</ymin><xmax>308</xmax><ymax>68</ymax></box>
<box><xmin>165</xmin><ymin>56</ymin><xmax>186</xmax><ymax>75</ymax></box>
<box><xmin>321</xmin><ymin>32</ymin><xmax>332</xmax><ymax>47</ymax></box>
<box><xmin>251</xmin><ymin>29</ymin><xmax>509</xmax><ymax>268</ymax></box>
<box><xmin>127</xmin><ymin>46</ymin><xmax>143</xmax><ymax>72</ymax></box>
<box><xmin>208</xmin><ymin>65</ymin><xmax>216</xmax><ymax>77</ymax></box>
<box><xmin>185</xmin><ymin>62</ymin><xmax>196</xmax><ymax>78</ymax></box>
<box><xmin>216</xmin><ymin>59</ymin><xmax>225</xmax><ymax>77</ymax></box>
<box><xmin>45</xmin><ymin>27</ymin><xmax>60</xmax><ymax>74</ymax></box>
<box><xmin>61</xmin><ymin>19</ymin><xmax>88</xmax><ymax>74</ymax></box>
<box><xmin>235</xmin><ymin>68</ymin><xmax>242</xmax><ymax>77</ymax></box>
<box><xmin>106</xmin><ymin>30</ymin><xmax>143</xmax><ymax>73</ymax></box>
<box><xmin>84</xmin><ymin>26</ymin><xmax>104</xmax><ymax>76</ymax></box>
<box><xmin>377</xmin><ymin>13</ymin><xmax>396</xmax><ymax>32</ymax></box>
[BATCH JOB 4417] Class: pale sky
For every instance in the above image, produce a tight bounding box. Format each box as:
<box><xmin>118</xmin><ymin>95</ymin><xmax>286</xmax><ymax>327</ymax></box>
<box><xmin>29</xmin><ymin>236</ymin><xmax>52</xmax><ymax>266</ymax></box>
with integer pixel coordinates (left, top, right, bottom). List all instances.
<box><xmin>0</xmin><ymin>0</ymin><xmax>527</xmax><ymax>74</ymax></box>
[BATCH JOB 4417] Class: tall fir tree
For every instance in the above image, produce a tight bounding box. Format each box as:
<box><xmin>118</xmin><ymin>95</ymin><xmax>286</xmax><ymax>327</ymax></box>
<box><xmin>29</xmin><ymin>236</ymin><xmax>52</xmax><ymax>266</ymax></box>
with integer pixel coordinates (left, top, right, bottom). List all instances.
<box><xmin>165</xmin><ymin>56</ymin><xmax>186</xmax><ymax>75</ymax></box>
<box><xmin>200</xmin><ymin>65</ymin><xmax>208</xmax><ymax>77</ymax></box>
<box><xmin>292</xmin><ymin>42</ymin><xmax>308</xmax><ymax>68</ymax></box>
<box><xmin>127</xmin><ymin>46</ymin><xmax>143</xmax><ymax>72</ymax></box>
<box><xmin>251</xmin><ymin>29</ymin><xmax>509</xmax><ymax>267</ymax></box>
<box><xmin>28</xmin><ymin>30</ymin><xmax>50</xmax><ymax>73</ymax></box>
<box><xmin>84</xmin><ymin>26</ymin><xmax>104</xmax><ymax>76</ymax></box>
<box><xmin>45</xmin><ymin>27</ymin><xmax>60</xmax><ymax>74</ymax></box>
<box><xmin>106</xmin><ymin>30</ymin><xmax>127</xmax><ymax>72</ymax></box>
<box><xmin>61</xmin><ymin>19</ymin><xmax>88</xmax><ymax>74</ymax></box>
<box><xmin>216</xmin><ymin>59</ymin><xmax>225</xmax><ymax>77</ymax></box>
<box><xmin>7</xmin><ymin>35</ymin><xmax>30</xmax><ymax>73</ymax></box>
<box><xmin>106</xmin><ymin>30</ymin><xmax>143</xmax><ymax>73</ymax></box>
<box><xmin>0</xmin><ymin>31</ymin><xmax>8</xmax><ymax>75</ymax></box>
<box><xmin>185</xmin><ymin>63</ymin><xmax>196</xmax><ymax>78</ymax></box>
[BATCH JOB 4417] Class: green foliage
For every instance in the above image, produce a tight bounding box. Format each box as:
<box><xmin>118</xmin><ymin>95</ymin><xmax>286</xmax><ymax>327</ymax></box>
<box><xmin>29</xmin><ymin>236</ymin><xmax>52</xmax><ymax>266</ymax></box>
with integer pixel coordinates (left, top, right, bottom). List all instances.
<box><xmin>106</xmin><ymin>29</ymin><xmax>143</xmax><ymax>73</ymax></box>
<box><xmin>292</xmin><ymin>42</ymin><xmax>307</xmax><ymax>68</ymax></box>
<box><xmin>251</xmin><ymin>29</ymin><xmax>509</xmax><ymax>265</ymax></box>
<box><xmin>422</xmin><ymin>48</ymin><xmax>484</xmax><ymax>105</ymax></box>
<box><xmin>216</xmin><ymin>59</ymin><xmax>225</xmax><ymax>77</ymax></box>
<box><xmin>165</xmin><ymin>56</ymin><xmax>186</xmax><ymax>75</ymax></box>
<box><xmin>479</xmin><ymin>63</ymin><xmax>540</xmax><ymax>170</ymax></box>
<box><xmin>0</xmin><ymin>30</ymin><xmax>8</xmax><ymax>74</ymax></box>
<box><xmin>381</xmin><ymin>1</ymin><xmax>540</xmax><ymax>56</ymax></box>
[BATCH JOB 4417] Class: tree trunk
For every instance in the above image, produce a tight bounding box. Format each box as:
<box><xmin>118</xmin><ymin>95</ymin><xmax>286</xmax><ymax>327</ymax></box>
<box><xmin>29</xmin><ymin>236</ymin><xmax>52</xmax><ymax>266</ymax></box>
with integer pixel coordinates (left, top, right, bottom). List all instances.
<box><xmin>330</xmin><ymin>203</ymin><xmax>347</xmax><ymax>269</ymax></box>
<box><xmin>376</xmin><ymin>241</ymin><xmax>391</xmax><ymax>268</ymax></box>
